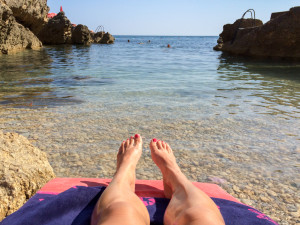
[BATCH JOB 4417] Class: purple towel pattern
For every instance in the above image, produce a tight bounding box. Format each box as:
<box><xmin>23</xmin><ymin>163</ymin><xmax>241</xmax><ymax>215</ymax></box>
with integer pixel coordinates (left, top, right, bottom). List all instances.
<box><xmin>0</xmin><ymin>186</ymin><xmax>278</xmax><ymax>225</ymax></box>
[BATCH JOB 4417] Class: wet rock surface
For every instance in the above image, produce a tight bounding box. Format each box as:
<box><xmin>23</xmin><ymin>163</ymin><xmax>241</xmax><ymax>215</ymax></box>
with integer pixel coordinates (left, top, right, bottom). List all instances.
<box><xmin>214</xmin><ymin>7</ymin><xmax>300</xmax><ymax>59</ymax></box>
<box><xmin>0</xmin><ymin>130</ymin><xmax>55</xmax><ymax>221</ymax></box>
<box><xmin>0</xmin><ymin>2</ymin><xmax>42</xmax><ymax>54</ymax></box>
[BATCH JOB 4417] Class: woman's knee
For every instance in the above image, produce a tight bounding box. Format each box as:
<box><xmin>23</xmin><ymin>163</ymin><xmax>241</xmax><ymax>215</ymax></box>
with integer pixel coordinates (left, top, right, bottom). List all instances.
<box><xmin>100</xmin><ymin>201</ymin><xmax>149</xmax><ymax>225</ymax></box>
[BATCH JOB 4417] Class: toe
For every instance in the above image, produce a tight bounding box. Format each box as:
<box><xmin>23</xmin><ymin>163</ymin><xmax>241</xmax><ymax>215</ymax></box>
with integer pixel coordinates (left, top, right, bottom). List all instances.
<box><xmin>166</xmin><ymin>143</ymin><xmax>172</xmax><ymax>153</ymax></box>
<box><xmin>134</xmin><ymin>134</ymin><xmax>142</xmax><ymax>146</ymax></box>
<box><xmin>129</xmin><ymin>136</ymin><xmax>134</xmax><ymax>145</ymax></box>
<box><xmin>125</xmin><ymin>139</ymin><xmax>130</xmax><ymax>148</ymax></box>
<box><xmin>157</xmin><ymin>140</ymin><xmax>163</xmax><ymax>149</ymax></box>
<box><xmin>150</xmin><ymin>139</ymin><xmax>159</xmax><ymax>151</ymax></box>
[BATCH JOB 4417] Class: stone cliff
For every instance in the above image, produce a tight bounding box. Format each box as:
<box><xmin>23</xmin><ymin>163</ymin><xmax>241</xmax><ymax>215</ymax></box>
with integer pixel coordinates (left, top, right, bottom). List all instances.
<box><xmin>214</xmin><ymin>7</ymin><xmax>300</xmax><ymax>59</ymax></box>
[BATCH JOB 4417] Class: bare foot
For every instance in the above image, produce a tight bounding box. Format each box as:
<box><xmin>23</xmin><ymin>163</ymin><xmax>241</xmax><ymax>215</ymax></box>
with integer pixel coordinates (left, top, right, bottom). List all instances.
<box><xmin>150</xmin><ymin>139</ymin><xmax>225</xmax><ymax>225</ymax></box>
<box><xmin>149</xmin><ymin>139</ymin><xmax>184</xmax><ymax>198</ymax></box>
<box><xmin>115</xmin><ymin>134</ymin><xmax>143</xmax><ymax>192</ymax></box>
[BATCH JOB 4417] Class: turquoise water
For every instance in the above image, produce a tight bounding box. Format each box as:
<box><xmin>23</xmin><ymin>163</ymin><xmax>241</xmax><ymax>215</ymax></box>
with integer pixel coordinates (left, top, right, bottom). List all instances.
<box><xmin>0</xmin><ymin>36</ymin><xmax>299</xmax><ymax>119</ymax></box>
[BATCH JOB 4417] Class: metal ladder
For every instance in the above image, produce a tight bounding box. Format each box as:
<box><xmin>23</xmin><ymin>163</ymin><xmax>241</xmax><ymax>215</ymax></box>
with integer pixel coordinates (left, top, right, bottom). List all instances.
<box><xmin>231</xmin><ymin>9</ymin><xmax>256</xmax><ymax>44</ymax></box>
<box><xmin>95</xmin><ymin>25</ymin><xmax>105</xmax><ymax>33</ymax></box>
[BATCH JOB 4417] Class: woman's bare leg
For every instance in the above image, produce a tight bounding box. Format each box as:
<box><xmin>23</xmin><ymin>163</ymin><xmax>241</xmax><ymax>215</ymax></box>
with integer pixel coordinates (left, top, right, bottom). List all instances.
<box><xmin>150</xmin><ymin>139</ymin><xmax>225</xmax><ymax>225</ymax></box>
<box><xmin>91</xmin><ymin>134</ymin><xmax>150</xmax><ymax>225</ymax></box>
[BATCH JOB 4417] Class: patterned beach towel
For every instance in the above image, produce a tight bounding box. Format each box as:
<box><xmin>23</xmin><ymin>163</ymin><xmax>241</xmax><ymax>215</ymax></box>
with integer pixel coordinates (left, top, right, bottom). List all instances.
<box><xmin>0</xmin><ymin>185</ymin><xmax>278</xmax><ymax>225</ymax></box>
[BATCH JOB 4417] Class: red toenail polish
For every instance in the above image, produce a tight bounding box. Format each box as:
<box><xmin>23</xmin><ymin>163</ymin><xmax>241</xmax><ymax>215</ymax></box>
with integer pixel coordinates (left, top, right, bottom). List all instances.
<box><xmin>153</xmin><ymin>138</ymin><xmax>157</xmax><ymax>142</ymax></box>
<box><xmin>135</xmin><ymin>134</ymin><xmax>140</xmax><ymax>138</ymax></box>
<box><xmin>130</xmin><ymin>136</ymin><xmax>133</xmax><ymax>139</ymax></box>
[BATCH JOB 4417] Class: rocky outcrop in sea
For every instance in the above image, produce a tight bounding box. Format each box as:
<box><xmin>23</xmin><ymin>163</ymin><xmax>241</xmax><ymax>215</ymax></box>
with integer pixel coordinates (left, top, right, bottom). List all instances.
<box><xmin>214</xmin><ymin>7</ymin><xmax>300</xmax><ymax>59</ymax></box>
<box><xmin>0</xmin><ymin>1</ymin><xmax>115</xmax><ymax>54</ymax></box>
<box><xmin>39</xmin><ymin>12</ymin><xmax>115</xmax><ymax>46</ymax></box>
<box><xmin>0</xmin><ymin>131</ymin><xmax>55</xmax><ymax>221</ymax></box>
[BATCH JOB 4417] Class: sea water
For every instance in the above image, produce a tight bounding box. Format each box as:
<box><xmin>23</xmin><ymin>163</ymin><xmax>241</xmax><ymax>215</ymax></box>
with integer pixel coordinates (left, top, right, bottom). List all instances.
<box><xmin>0</xmin><ymin>36</ymin><xmax>299</xmax><ymax>223</ymax></box>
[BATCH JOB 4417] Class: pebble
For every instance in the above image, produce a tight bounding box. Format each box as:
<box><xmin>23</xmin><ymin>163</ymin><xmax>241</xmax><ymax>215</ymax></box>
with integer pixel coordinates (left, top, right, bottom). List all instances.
<box><xmin>233</xmin><ymin>185</ymin><xmax>241</xmax><ymax>193</ymax></box>
<box><xmin>260</xmin><ymin>196</ymin><xmax>269</xmax><ymax>202</ymax></box>
<box><xmin>241</xmin><ymin>199</ymin><xmax>254</xmax><ymax>206</ymax></box>
<box><xmin>267</xmin><ymin>190</ymin><xmax>278</xmax><ymax>197</ymax></box>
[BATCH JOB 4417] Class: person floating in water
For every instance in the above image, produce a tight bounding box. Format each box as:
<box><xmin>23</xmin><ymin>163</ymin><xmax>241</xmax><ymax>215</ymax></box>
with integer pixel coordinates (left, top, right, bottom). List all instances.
<box><xmin>91</xmin><ymin>134</ymin><xmax>225</xmax><ymax>225</ymax></box>
<box><xmin>167</xmin><ymin>44</ymin><xmax>171</xmax><ymax>48</ymax></box>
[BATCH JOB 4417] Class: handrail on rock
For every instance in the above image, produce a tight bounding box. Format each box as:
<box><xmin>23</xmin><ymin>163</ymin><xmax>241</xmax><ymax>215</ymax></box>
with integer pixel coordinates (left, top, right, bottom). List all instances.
<box><xmin>95</xmin><ymin>25</ymin><xmax>105</xmax><ymax>33</ymax></box>
<box><xmin>231</xmin><ymin>9</ymin><xmax>256</xmax><ymax>44</ymax></box>
<box><xmin>241</xmin><ymin>9</ymin><xmax>256</xmax><ymax>27</ymax></box>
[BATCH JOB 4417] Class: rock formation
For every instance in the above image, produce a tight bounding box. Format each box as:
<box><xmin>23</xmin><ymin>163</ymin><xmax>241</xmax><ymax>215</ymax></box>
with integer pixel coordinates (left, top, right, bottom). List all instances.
<box><xmin>72</xmin><ymin>24</ymin><xmax>92</xmax><ymax>45</ymax></box>
<box><xmin>0</xmin><ymin>131</ymin><xmax>55</xmax><ymax>221</ymax></box>
<box><xmin>214</xmin><ymin>7</ymin><xmax>300</xmax><ymax>59</ymax></box>
<box><xmin>0</xmin><ymin>0</ymin><xmax>114</xmax><ymax>54</ymax></box>
<box><xmin>38</xmin><ymin>12</ymin><xmax>115</xmax><ymax>45</ymax></box>
<box><xmin>92</xmin><ymin>31</ymin><xmax>115</xmax><ymax>44</ymax></box>
<box><xmin>38</xmin><ymin>11</ymin><xmax>72</xmax><ymax>45</ymax></box>
<box><xmin>2</xmin><ymin>0</ymin><xmax>49</xmax><ymax>35</ymax></box>
<box><xmin>0</xmin><ymin>2</ymin><xmax>43</xmax><ymax>54</ymax></box>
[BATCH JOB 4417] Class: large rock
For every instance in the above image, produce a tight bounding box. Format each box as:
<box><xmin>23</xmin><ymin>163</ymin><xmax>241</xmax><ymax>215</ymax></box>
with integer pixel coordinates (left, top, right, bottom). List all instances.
<box><xmin>38</xmin><ymin>12</ymin><xmax>72</xmax><ymax>45</ymax></box>
<box><xmin>72</xmin><ymin>24</ymin><xmax>92</xmax><ymax>45</ymax></box>
<box><xmin>218</xmin><ymin>18</ymin><xmax>263</xmax><ymax>43</ymax></box>
<box><xmin>92</xmin><ymin>31</ymin><xmax>115</xmax><ymax>44</ymax></box>
<box><xmin>214</xmin><ymin>7</ymin><xmax>300</xmax><ymax>59</ymax></box>
<box><xmin>0</xmin><ymin>2</ymin><xmax>42</xmax><ymax>54</ymax></box>
<box><xmin>0</xmin><ymin>131</ymin><xmax>55</xmax><ymax>221</ymax></box>
<box><xmin>2</xmin><ymin>0</ymin><xmax>49</xmax><ymax>35</ymax></box>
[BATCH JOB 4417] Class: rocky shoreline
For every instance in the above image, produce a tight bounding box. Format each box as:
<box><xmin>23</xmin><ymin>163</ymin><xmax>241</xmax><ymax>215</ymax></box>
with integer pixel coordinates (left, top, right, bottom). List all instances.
<box><xmin>0</xmin><ymin>0</ymin><xmax>114</xmax><ymax>54</ymax></box>
<box><xmin>214</xmin><ymin>7</ymin><xmax>300</xmax><ymax>59</ymax></box>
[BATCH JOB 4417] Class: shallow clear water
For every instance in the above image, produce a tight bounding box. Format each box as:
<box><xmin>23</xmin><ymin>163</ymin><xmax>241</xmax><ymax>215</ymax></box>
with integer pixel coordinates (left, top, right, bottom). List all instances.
<box><xmin>0</xmin><ymin>36</ymin><xmax>299</xmax><ymax>223</ymax></box>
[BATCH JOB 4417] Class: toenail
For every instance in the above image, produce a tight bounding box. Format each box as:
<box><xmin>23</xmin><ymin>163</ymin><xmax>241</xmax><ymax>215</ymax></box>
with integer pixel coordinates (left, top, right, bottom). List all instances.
<box><xmin>135</xmin><ymin>134</ymin><xmax>140</xmax><ymax>138</ymax></box>
<box><xmin>152</xmin><ymin>138</ymin><xmax>157</xmax><ymax>142</ymax></box>
<box><xmin>130</xmin><ymin>136</ymin><xmax>133</xmax><ymax>139</ymax></box>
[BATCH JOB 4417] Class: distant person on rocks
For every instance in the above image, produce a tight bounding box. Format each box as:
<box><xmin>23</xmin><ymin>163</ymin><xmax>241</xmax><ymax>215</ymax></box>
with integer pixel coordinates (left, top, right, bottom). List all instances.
<box><xmin>91</xmin><ymin>134</ymin><xmax>225</xmax><ymax>225</ymax></box>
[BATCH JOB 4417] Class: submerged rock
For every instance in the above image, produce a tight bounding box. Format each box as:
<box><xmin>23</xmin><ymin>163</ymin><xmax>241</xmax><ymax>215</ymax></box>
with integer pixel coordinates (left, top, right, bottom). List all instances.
<box><xmin>38</xmin><ymin>12</ymin><xmax>72</xmax><ymax>45</ymax></box>
<box><xmin>0</xmin><ymin>131</ymin><xmax>55</xmax><ymax>221</ymax></box>
<box><xmin>214</xmin><ymin>7</ymin><xmax>300</xmax><ymax>59</ymax></box>
<box><xmin>0</xmin><ymin>2</ymin><xmax>42</xmax><ymax>54</ymax></box>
